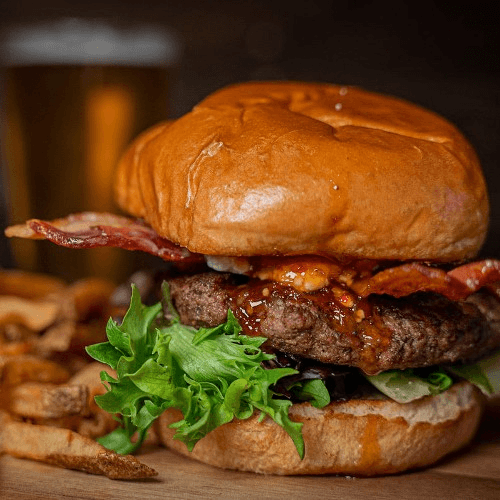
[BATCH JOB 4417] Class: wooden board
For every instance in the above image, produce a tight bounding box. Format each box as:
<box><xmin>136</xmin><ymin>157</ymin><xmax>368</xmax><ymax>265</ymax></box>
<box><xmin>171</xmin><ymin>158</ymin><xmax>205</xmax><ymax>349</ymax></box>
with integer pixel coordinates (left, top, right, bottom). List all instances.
<box><xmin>1</xmin><ymin>398</ymin><xmax>500</xmax><ymax>500</ymax></box>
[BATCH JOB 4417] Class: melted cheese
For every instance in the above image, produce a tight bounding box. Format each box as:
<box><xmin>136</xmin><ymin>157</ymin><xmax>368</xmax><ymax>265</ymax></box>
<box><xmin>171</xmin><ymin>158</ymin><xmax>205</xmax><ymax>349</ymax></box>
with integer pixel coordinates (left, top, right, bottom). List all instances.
<box><xmin>205</xmin><ymin>255</ymin><xmax>361</xmax><ymax>293</ymax></box>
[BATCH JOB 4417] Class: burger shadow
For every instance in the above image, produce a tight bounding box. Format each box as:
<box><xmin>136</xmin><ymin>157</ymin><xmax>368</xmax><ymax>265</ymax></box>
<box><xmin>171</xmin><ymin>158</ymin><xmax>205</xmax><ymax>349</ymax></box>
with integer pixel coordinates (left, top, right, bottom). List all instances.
<box><xmin>120</xmin><ymin>476</ymin><xmax>162</xmax><ymax>484</ymax></box>
<box><xmin>475</xmin><ymin>396</ymin><xmax>500</xmax><ymax>444</ymax></box>
<box><xmin>419</xmin><ymin>395</ymin><xmax>500</xmax><ymax>475</ymax></box>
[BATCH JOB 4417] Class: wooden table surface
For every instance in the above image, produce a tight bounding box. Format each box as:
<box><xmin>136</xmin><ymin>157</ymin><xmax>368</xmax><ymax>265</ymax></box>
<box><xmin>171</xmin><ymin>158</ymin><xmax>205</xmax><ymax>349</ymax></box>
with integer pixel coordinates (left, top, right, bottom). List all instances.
<box><xmin>1</xmin><ymin>398</ymin><xmax>499</xmax><ymax>500</ymax></box>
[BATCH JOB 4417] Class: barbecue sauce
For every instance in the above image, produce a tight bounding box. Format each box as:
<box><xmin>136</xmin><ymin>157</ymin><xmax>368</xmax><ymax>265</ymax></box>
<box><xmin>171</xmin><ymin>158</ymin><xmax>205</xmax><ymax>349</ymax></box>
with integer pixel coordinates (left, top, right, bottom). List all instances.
<box><xmin>228</xmin><ymin>279</ymin><xmax>393</xmax><ymax>375</ymax></box>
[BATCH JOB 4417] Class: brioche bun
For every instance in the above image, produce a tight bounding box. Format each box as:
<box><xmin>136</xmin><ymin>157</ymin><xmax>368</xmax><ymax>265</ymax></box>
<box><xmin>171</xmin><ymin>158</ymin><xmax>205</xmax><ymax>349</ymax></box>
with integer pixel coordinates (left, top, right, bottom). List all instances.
<box><xmin>116</xmin><ymin>82</ymin><xmax>489</xmax><ymax>476</ymax></box>
<box><xmin>115</xmin><ymin>81</ymin><xmax>488</xmax><ymax>261</ymax></box>
<box><xmin>155</xmin><ymin>381</ymin><xmax>484</xmax><ymax>476</ymax></box>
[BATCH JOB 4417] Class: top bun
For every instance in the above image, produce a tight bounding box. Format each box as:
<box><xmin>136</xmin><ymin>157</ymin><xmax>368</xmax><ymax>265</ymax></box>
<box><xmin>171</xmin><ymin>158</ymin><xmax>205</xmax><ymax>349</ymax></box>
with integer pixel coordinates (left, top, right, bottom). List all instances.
<box><xmin>115</xmin><ymin>81</ymin><xmax>488</xmax><ymax>261</ymax></box>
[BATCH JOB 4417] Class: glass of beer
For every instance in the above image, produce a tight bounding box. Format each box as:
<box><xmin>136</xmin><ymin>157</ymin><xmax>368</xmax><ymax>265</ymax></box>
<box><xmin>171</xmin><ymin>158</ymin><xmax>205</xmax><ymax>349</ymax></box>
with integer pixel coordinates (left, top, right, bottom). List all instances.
<box><xmin>0</xmin><ymin>18</ymin><xmax>181</xmax><ymax>281</ymax></box>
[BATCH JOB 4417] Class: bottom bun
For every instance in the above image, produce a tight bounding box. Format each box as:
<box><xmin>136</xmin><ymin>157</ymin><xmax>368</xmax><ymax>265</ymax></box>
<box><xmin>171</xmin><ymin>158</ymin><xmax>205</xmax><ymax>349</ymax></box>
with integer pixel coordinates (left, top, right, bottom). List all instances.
<box><xmin>155</xmin><ymin>381</ymin><xmax>484</xmax><ymax>476</ymax></box>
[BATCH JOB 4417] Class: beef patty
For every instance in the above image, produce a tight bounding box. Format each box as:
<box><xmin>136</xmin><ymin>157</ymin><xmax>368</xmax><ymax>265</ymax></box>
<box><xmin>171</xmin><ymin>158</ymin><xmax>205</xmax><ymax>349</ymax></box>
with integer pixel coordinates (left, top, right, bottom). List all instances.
<box><xmin>167</xmin><ymin>272</ymin><xmax>500</xmax><ymax>374</ymax></box>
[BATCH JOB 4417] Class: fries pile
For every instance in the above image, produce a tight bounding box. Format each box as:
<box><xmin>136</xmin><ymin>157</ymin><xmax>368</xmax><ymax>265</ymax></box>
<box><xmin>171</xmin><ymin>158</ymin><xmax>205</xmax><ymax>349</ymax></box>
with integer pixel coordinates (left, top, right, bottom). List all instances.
<box><xmin>0</xmin><ymin>270</ymin><xmax>157</xmax><ymax>479</ymax></box>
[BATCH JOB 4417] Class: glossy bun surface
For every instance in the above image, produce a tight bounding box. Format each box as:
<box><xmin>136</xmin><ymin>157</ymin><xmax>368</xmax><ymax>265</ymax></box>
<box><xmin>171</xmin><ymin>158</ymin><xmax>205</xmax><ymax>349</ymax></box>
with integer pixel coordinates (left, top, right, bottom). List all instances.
<box><xmin>115</xmin><ymin>82</ymin><xmax>488</xmax><ymax>261</ymax></box>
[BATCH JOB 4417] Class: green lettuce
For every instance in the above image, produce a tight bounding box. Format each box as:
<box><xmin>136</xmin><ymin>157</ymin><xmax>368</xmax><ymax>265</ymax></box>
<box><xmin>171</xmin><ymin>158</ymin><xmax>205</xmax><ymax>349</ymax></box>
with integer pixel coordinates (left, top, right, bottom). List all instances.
<box><xmin>288</xmin><ymin>378</ymin><xmax>331</xmax><ymax>409</ymax></box>
<box><xmin>447</xmin><ymin>350</ymin><xmax>500</xmax><ymax>396</ymax></box>
<box><xmin>365</xmin><ymin>353</ymin><xmax>500</xmax><ymax>403</ymax></box>
<box><xmin>86</xmin><ymin>283</ymin><xmax>329</xmax><ymax>458</ymax></box>
<box><xmin>365</xmin><ymin>368</ymin><xmax>454</xmax><ymax>403</ymax></box>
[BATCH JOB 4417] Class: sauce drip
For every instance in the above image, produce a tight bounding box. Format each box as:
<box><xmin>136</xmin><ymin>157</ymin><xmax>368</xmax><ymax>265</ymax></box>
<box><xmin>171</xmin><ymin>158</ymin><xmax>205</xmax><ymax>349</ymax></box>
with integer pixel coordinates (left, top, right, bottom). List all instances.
<box><xmin>228</xmin><ymin>279</ymin><xmax>393</xmax><ymax>375</ymax></box>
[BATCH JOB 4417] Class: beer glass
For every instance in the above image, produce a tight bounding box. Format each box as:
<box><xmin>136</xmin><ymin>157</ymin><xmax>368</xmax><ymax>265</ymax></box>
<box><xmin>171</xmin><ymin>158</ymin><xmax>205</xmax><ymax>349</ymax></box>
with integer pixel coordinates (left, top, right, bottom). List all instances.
<box><xmin>0</xmin><ymin>18</ymin><xmax>181</xmax><ymax>281</ymax></box>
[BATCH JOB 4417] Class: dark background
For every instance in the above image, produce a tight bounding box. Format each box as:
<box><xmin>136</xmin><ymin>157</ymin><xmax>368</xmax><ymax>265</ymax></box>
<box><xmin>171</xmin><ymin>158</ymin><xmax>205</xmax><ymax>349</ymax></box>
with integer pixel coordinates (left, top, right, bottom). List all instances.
<box><xmin>0</xmin><ymin>0</ymin><xmax>498</xmax><ymax>273</ymax></box>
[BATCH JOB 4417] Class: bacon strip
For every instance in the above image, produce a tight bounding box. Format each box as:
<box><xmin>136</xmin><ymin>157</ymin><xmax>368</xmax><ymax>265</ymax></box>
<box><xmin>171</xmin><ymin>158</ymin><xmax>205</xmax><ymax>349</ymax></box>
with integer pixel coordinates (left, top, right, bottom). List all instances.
<box><xmin>5</xmin><ymin>212</ymin><xmax>203</xmax><ymax>264</ymax></box>
<box><xmin>5</xmin><ymin>212</ymin><xmax>500</xmax><ymax>300</ymax></box>
<box><xmin>448</xmin><ymin>260</ymin><xmax>500</xmax><ymax>291</ymax></box>
<box><xmin>352</xmin><ymin>260</ymin><xmax>500</xmax><ymax>301</ymax></box>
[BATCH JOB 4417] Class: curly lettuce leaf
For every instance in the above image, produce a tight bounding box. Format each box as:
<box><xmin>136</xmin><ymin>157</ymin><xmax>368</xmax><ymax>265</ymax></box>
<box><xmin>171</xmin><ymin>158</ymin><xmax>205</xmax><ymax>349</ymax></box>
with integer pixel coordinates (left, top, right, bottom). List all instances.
<box><xmin>365</xmin><ymin>368</ymin><xmax>454</xmax><ymax>403</ymax></box>
<box><xmin>86</xmin><ymin>283</ymin><xmax>324</xmax><ymax>458</ymax></box>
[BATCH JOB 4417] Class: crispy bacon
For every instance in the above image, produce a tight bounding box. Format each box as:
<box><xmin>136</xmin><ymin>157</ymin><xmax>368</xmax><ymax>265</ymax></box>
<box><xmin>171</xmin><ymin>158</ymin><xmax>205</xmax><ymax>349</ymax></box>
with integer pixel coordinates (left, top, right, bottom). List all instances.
<box><xmin>352</xmin><ymin>260</ymin><xmax>500</xmax><ymax>301</ymax></box>
<box><xmin>448</xmin><ymin>260</ymin><xmax>500</xmax><ymax>291</ymax></box>
<box><xmin>5</xmin><ymin>212</ymin><xmax>500</xmax><ymax>300</ymax></box>
<box><xmin>4</xmin><ymin>212</ymin><xmax>203</xmax><ymax>264</ymax></box>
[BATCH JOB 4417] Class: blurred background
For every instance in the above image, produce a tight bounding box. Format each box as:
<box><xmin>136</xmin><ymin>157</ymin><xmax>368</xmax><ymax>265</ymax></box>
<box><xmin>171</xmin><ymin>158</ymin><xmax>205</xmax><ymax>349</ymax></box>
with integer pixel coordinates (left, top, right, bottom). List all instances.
<box><xmin>0</xmin><ymin>0</ymin><xmax>498</xmax><ymax>282</ymax></box>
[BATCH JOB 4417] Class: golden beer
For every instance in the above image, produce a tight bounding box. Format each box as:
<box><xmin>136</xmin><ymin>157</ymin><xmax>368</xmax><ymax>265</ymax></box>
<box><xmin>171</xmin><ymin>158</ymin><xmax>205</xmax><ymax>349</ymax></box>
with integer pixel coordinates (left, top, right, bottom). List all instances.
<box><xmin>1</xmin><ymin>20</ymin><xmax>180</xmax><ymax>281</ymax></box>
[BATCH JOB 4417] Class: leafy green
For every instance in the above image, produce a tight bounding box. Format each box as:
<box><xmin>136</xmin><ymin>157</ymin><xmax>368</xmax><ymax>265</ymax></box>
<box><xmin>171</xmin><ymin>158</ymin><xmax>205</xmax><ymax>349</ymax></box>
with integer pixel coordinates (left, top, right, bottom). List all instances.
<box><xmin>447</xmin><ymin>349</ymin><xmax>500</xmax><ymax>396</ymax></box>
<box><xmin>365</xmin><ymin>354</ymin><xmax>500</xmax><ymax>403</ymax></box>
<box><xmin>364</xmin><ymin>368</ymin><xmax>453</xmax><ymax>403</ymax></box>
<box><xmin>287</xmin><ymin>378</ymin><xmax>331</xmax><ymax>409</ymax></box>
<box><xmin>86</xmin><ymin>283</ymin><xmax>327</xmax><ymax>458</ymax></box>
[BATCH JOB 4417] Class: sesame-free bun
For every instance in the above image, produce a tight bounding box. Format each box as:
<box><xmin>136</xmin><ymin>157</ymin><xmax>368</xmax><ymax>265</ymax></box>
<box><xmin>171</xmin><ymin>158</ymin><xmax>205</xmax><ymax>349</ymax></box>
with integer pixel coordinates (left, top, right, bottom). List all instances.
<box><xmin>155</xmin><ymin>381</ymin><xmax>483</xmax><ymax>476</ymax></box>
<box><xmin>115</xmin><ymin>82</ymin><xmax>488</xmax><ymax>261</ymax></box>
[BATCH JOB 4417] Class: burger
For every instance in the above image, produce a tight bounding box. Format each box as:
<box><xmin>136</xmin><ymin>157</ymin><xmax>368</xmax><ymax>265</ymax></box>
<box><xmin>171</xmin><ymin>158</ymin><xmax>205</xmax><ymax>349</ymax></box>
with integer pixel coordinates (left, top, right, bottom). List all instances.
<box><xmin>6</xmin><ymin>81</ymin><xmax>500</xmax><ymax>476</ymax></box>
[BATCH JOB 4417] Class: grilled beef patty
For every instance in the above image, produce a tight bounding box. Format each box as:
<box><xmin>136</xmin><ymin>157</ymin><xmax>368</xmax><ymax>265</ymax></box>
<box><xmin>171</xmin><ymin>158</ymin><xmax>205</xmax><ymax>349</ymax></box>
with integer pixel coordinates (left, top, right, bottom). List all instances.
<box><xmin>167</xmin><ymin>272</ymin><xmax>500</xmax><ymax>375</ymax></box>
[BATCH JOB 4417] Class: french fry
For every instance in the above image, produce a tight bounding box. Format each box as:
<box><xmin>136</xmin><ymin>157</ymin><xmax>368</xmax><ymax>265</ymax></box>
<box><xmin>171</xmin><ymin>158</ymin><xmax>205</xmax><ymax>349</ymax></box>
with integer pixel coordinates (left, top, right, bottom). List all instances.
<box><xmin>68</xmin><ymin>362</ymin><xmax>118</xmax><ymax>439</ymax></box>
<box><xmin>0</xmin><ymin>270</ymin><xmax>159</xmax><ymax>480</ymax></box>
<box><xmin>1</xmin><ymin>322</ymin><xmax>38</xmax><ymax>358</ymax></box>
<box><xmin>0</xmin><ymin>355</ymin><xmax>70</xmax><ymax>385</ymax></box>
<box><xmin>68</xmin><ymin>361</ymin><xmax>113</xmax><ymax>387</ymax></box>
<box><xmin>0</xmin><ymin>410</ymin><xmax>158</xmax><ymax>479</ymax></box>
<box><xmin>7</xmin><ymin>382</ymin><xmax>89</xmax><ymax>419</ymax></box>
<box><xmin>35</xmin><ymin>320</ymin><xmax>77</xmax><ymax>354</ymax></box>
<box><xmin>0</xmin><ymin>340</ymin><xmax>32</xmax><ymax>356</ymax></box>
<box><xmin>67</xmin><ymin>278</ymin><xmax>115</xmax><ymax>322</ymax></box>
<box><xmin>36</xmin><ymin>322</ymin><xmax>108</xmax><ymax>359</ymax></box>
<box><xmin>71</xmin><ymin>408</ymin><xmax>117</xmax><ymax>440</ymax></box>
<box><xmin>31</xmin><ymin>279</ymin><xmax>114</xmax><ymax>357</ymax></box>
<box><xmin>0</xmin><ymin>270</ymin><xmax>65</xmax><ymax>300</ymax></box>
<box><xmin>1</xmin><ymin>322</ymin><xmax>36</xmax><ymax>343</ymax></box>
<box><xmin>0</xmin><ymin>407</ymin><xmax>12</xmax><ymax>426</ymax></box>
<box><xmin>0</xmin><ymin>296</ymin><xmax>61</xmax><ymax>331</ymax></box>
<box><xmin>66</xmin><ymin>323</ymin><xmax>108</xmax><ymax>352</ymax></box>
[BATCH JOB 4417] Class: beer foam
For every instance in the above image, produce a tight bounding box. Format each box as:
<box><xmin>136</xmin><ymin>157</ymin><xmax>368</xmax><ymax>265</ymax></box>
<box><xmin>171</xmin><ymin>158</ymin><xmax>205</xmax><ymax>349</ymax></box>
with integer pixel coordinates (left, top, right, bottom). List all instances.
<box><xmin>0</xmin><ymin>18</ymin><xmax>181</xmax><ymax>66</ymax></box>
